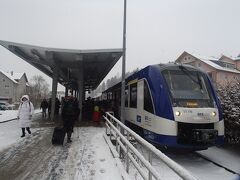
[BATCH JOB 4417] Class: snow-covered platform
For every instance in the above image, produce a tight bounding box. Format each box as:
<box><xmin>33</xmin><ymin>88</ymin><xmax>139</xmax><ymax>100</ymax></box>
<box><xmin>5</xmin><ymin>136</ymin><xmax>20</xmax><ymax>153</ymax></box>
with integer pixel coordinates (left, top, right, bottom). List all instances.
<box><xmin>0</xmin><ymin>114</ymin><xmax>124</xmax><ymax>180</ymax></box>
<box><xmin>198</xmin><ymin>146</ymin><xmax>240</xmax><ymax>174</ymax></box>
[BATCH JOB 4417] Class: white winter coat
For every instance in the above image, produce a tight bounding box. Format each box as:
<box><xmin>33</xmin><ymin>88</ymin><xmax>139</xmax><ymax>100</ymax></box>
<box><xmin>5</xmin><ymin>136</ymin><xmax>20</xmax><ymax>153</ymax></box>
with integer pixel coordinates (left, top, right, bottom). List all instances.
<box><xmin>17</xmin><ymin>95</ymin><xmax>34</xmax><ymax>128</ymax></box>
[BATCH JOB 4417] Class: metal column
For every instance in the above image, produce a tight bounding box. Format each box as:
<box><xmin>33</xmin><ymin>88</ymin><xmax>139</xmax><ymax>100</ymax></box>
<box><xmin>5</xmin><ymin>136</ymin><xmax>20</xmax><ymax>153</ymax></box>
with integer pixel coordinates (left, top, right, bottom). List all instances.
<box><xmin>120</xmin><ymin>0</ymin><xmax>127</xmax><ymax>124</ymax></box>
<box><xmin>74</xmin><ymin>90</ymin><xmax>77</xmax><ymax>97</ymax></box>
<box><xmin>65</xmin><ymin>85</ymin><xmax>68</xmax><ymax>97</ymax></box>
<box><xmin>78</xmin><ymin>65</ymin><xmax>84</xmax><ymax>121</ymax></box>
<box><xmin>51</xmin><ymin>67</ymin><xmax>58</xmax><ymax>120</ymax></box>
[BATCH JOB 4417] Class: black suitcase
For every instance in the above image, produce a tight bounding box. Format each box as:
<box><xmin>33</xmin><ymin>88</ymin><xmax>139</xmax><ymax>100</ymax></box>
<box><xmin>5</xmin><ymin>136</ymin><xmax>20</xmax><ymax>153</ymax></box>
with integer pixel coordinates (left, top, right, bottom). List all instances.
<box><xmin>52</xmin><ymin>127</ymin><xmax>66</xmax><ymax>145</ymax></box>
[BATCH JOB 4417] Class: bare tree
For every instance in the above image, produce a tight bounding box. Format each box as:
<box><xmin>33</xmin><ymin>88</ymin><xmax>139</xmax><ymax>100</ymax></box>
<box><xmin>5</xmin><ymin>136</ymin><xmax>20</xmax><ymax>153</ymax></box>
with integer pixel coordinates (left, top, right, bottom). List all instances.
<box><xmin>29</xmin><ymin>75</ymin><xmax>49</xmax><ymax>107</ymax></box>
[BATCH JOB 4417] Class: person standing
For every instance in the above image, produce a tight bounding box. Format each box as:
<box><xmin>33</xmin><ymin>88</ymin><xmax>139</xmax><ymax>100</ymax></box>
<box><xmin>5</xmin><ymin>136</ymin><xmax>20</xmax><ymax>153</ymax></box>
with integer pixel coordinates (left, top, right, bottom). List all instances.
<box><xmin>17</xmin><ymin>95</ymin><xmax>34</xmax><ymax>137</ymax></box>
<box><xmin>48</xmin><ymin>98</ymin><xmax>51</xmax><ymax>118</ymax></box>
<box><xmin>55</xmin><ymin>98</ymin><xmax>61</xmax><ymax>115</ymax></box>
<box><xmin>40</xmin><ymin>98</ymin><xmax>48</xmax><ymax>118</ymax></box>
<box><xmin>61</xmin><ymin>96</ymin><xmax>78</xmax><ymax>143</ymax></box>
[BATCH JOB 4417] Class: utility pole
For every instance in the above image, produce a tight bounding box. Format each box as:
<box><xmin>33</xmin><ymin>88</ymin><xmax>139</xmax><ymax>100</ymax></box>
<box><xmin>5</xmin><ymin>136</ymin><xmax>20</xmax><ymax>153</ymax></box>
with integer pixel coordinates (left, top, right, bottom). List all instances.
<box><xmin>120</xmin><ymin>0</ymin><xmax>127</xmax><ymax>126</ymax></box>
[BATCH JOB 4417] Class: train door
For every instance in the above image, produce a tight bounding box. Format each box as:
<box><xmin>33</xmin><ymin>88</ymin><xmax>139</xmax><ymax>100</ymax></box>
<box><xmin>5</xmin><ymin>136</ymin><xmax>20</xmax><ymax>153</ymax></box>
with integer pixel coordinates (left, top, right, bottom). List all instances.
<box><xmin>137</xmin><ymin>80</ymin><xmax>144</xmax><ymax>128</ymax></box>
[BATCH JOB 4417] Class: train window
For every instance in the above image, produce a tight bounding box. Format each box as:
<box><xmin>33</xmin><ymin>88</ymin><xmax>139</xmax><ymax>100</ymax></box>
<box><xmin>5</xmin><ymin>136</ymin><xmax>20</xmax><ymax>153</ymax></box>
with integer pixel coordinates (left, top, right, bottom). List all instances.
<box><xmin>125</xmin><ymin>86</ymin><xmax>129</xmax><ymax>107</ymax></box>
<box><xmin>130</xmin><ymin>83</ymin><xmax>137</xmax><ymax>108</ymax></box>
<box><xmin>144</xmin><ymin>81</ymin><xmax>154</xmax><ymax>114</ymax></box>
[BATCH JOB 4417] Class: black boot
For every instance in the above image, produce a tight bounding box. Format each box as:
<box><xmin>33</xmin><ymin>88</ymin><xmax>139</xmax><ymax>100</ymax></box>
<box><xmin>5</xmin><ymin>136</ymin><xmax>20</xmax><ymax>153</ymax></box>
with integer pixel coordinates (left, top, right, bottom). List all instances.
<box><xmin>21</xmin><ymin>128</ymin><xmax>25</xmax><ymax>137</ymax></box>
<box><xmin>67</xmin><ymin>132</ymin><xmax>72</xmax><ymax>143</ymax></box>
<box><xmin>26</xmin><ymin>127</ymin><xmax>31</xmax><ymax>134</ymax></box>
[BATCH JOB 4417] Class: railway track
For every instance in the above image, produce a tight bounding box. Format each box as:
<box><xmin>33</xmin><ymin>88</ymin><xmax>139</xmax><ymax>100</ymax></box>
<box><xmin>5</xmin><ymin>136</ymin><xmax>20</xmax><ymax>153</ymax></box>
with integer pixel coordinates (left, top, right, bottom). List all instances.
<box><xmin>195</xmin><ymin>152</ymin><xmax>240</xmax><ymax>176</ymax></box>
<box><xmin>130</xmin><ymin>141</ymin><xmax>239</xmax><ymax>180</ymax></box>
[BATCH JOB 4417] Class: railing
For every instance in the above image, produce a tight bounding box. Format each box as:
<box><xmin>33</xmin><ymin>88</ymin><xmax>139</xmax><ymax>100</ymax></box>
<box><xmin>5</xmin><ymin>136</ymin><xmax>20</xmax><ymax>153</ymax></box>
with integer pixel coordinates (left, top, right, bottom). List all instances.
<box><xmin>103</xmin><ymin>112</ymin><xmax>198</xmax><ymax>180</ymax></box>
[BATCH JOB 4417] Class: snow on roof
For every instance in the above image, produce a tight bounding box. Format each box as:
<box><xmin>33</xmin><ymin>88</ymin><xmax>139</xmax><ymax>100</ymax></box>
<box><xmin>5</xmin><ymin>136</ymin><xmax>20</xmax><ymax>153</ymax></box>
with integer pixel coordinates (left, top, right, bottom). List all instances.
<box><xmin>0</xmin><ymin>70</ymin><xmax>18</xmax><ymax>83</ymax></box>
<box><xmin>234</xmin><ymin>57</ymin><xmax>240</xmax><ymax>61</ymax></box>
<box><xmin>7</xmin><ymin>72</ymin><xmax>24</xmax><ymax>80</ymax></box>
<box><xmin>190</xmin><ymin>53</ymin><xmax>219</xmax><ymax>61</ymax></box>
<box><xmin>190</xmin><ymin>53</ymin><xmax>240</xmax><ymax>74</ymax></box>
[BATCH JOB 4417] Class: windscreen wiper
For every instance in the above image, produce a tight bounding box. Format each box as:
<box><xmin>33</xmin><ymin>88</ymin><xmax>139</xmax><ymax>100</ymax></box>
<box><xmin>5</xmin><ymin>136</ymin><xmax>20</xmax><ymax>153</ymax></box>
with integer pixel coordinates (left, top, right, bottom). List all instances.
<box><xmin>179</xmin><ymin>65</ymin><xmax>202</xmax><ymax>89</ymax></box>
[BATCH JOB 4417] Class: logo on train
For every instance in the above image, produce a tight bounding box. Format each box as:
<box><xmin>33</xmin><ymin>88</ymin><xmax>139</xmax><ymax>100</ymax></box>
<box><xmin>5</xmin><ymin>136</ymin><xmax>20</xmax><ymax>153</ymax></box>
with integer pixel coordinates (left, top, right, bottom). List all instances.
<box><xmin>137</xmin><ymin>115</ymin><xmax>141</xmax><ymax>123</ymax></box>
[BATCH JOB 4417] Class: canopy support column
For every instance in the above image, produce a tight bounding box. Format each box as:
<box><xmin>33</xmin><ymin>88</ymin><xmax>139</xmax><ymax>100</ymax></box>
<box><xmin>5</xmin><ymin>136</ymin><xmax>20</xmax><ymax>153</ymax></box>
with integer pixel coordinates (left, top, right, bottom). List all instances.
<box><xmin>74</xmin><ymin>90</ymin><xmax>77</xmax><ymax>97</ymax></box>
<box><xmin>51</xmin><ymin>67</ymin><xmax>58</xmax><ymax>121</ymax></box>
<box><xmin>65</xmin><ymin>85</ymin><xmax>68</xmax><ymax>97</ymax></box>
<box><xmin>78</xmin><ymin>65</ymin><xmax>84</xmax><ymax>121</ymax></box>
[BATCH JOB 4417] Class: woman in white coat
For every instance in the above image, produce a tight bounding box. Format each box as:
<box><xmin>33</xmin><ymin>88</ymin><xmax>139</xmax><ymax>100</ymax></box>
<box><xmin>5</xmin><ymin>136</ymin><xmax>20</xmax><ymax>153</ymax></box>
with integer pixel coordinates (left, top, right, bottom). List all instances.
<box><xmin>17</xmin><ymin>95</ymin><xmax>34</xmax><ymax>137</ymax></box>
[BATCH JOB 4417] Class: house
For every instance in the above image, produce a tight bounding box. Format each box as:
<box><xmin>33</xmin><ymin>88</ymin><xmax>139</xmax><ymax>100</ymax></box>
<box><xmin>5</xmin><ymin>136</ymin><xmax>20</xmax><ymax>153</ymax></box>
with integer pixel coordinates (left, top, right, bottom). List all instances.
<box><xmin>175</xmin><ymin>51</ymin><xmax>240</xmax><ymax>86</ymax></box>
<box><xmin>0</xmin><ymin>70</ymin><xmax>29</xmax><ymax>103</ymax></box>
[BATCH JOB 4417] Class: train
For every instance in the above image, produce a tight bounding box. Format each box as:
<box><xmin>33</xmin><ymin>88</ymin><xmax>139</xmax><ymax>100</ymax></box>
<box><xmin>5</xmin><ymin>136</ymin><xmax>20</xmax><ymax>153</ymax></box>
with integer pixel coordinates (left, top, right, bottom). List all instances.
<box><xmin>101</xmin><ymin>64</ymin><xmax>224</xmax><ymax>150</ymax></box>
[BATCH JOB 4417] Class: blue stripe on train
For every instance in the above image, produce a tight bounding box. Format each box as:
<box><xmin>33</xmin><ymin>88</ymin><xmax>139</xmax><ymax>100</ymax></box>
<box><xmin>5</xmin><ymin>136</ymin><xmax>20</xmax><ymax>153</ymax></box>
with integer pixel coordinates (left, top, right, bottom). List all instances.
<box><xmin>143</xmin><ymin>129</ymin><xmax>224</xmax><ymax>149</ymax></box>
<box><xmin>126</xmin><ymin>65</ymin><xmax>174</xmax><ymax>120</ymax></box>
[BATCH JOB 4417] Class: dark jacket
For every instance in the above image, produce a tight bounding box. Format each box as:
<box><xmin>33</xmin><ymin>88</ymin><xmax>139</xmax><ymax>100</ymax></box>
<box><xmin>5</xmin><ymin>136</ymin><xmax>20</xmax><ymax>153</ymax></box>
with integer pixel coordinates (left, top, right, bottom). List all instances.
<box><xmin>40</xmin><ymin>100</ymin><xmax>48</xmax><ymax>110</ymax></box>
<box><xmin>62</xmin><ymin>99</ymin><xmax>78</xmax><ymax>119</ymax></box>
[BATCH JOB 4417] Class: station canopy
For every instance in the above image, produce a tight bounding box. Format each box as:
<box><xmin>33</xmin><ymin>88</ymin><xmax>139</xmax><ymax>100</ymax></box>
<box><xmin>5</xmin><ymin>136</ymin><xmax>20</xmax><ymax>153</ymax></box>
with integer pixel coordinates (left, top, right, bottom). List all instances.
<box><xmin>0</xmin><ymin>40</ymin><xmax>123</xmax><ymax>91</ymax></box>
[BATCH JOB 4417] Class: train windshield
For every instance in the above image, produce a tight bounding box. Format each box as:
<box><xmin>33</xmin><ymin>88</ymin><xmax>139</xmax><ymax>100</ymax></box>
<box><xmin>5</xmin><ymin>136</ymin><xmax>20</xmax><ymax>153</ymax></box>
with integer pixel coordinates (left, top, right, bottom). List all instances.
<box><xmin>162</xmin><ymin>68</ymin><xmax>214</xmax><ymax>107</ymax></box>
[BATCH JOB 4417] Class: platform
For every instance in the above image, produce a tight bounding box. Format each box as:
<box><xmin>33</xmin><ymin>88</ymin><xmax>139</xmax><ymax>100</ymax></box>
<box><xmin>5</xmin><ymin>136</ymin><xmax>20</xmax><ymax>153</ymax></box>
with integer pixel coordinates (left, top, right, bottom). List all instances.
<box><xmin>0</xmin><ymin>113</ymin><xmax>124</xmax><ymax>180</ymax></box>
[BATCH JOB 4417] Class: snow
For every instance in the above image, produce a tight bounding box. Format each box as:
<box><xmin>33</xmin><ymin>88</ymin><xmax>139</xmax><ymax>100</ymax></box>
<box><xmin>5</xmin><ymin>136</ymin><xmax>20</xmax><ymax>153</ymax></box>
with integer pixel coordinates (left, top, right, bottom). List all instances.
<box><xmin>6</xmin><ymin>72</ymin><xmax>24</xmax><ymax>80</ymax></box>
<box><xmin>0</xmin><ymin>114</ymin><xmax>125</xmax><ymax>180</ymax></box>
<box><xmin>189</xmin><ymin>53</ymin><xmax>240</xmax><ymax>74</ymax></box>
<box><xmin>168</xmin><ymin>152</ymin><xmax>238</xmax><ymax>180</ymax></box>
<box><xmin>0</xmin><ymin>70</ymin><xmax>18</xmax><ymax>83</ymax></box>
<box><xmin>125</xmin><ymin>142</ymin><xmax>239</xmax><ymax>180</ymax></box>
<box><xmin>198</xmin><ymin>146</ymin><xmax>240</xmax><ymax>174</ymax></box>
<box><xmin>1</xmin><ymin>112</ymin><xmax>239</xmax><ymax>180</ymax></box>
<box><xmin>0</xmin><ymin>109</ymin><xmax>42</xmax><ymax>123</ymax></box>
<box><xmin>0</xmin><ymin>110</ymin><xmax>18</xmax><ymax>122</ymax></box>
<box><xmin>0</xmin><ymin>120</ymin><xmax>38</xmax><ymax>151</ymax></box>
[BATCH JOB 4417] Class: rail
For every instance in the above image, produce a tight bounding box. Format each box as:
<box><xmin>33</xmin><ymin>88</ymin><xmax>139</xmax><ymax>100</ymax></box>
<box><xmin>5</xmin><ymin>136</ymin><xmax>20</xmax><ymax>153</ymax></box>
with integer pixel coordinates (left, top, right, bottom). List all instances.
<box><xmin>103</xmin><ymin>112</ymin><xmax>198</xmax><ymax>180</ymax></box>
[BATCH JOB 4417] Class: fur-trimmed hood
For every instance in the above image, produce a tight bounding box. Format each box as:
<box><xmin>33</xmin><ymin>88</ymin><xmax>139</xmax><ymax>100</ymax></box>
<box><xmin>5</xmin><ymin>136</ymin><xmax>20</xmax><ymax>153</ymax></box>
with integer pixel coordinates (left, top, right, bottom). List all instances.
<box><xmin>21</xmin><ymin>95</ymin><xmax>30</xmax><ymax>102</ymax></box>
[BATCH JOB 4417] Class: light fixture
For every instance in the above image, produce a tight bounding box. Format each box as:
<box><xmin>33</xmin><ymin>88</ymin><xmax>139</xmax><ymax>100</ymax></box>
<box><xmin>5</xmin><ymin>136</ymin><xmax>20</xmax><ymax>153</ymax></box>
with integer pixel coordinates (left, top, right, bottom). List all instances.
<box><xmin>175</xmin><ymin>111</ymin><xmax>181</xmax><ymax>116</ymax></box>
<box><xmin>211</xmin><ymin>112</ymin><xmax>216</xmax><ymax>117</ymax></box>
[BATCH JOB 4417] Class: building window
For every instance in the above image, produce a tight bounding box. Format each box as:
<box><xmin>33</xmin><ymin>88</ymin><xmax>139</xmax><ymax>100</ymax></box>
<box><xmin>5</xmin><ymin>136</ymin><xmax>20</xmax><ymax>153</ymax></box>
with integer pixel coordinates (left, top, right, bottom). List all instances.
<box><xmin>130</xmin><ymin>83</ymin><xmax>137</xmax><ymax>108</ymax></box>
<box><xmin>198</xmin><ymin>63</ymin><xmax>201</xmax><ymax>67</ymax></box>
<box><xmin>5</xmin><ymin>85</ymin><xmax>9</xmax><ymax>88</ymax></box>
<box><xmin>223</xmin><ymin>63</ymin><xmax>235</xmax><ymax>69</ymax></box>
<box><xmin>3</xmin><ymin>79</ymin><xmax>5</xmax><ymax>82</ymax></box>
<box><xmin>144</xmin><ymin>81</ymin><xmax>154</xmax><ymax>114</ymax></box>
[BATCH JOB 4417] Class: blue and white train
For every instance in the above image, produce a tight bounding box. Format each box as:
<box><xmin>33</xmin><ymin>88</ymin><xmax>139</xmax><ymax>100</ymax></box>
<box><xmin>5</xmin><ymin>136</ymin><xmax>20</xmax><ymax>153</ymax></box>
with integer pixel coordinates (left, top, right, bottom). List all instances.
<box><xmin>103</xmin><ymin>64</ymin><xmax>224</xmax><ymax>150</ymax></box>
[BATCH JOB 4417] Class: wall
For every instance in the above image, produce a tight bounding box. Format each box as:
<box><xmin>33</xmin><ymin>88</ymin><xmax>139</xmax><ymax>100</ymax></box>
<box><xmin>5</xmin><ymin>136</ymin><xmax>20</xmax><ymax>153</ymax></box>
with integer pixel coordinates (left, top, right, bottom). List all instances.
<box><xmin>216</xmin><ymin>71</ymin><xmax>240</xmax><ymax>86</ymax></box>
<box><xmin>219</xmin><ymin>56</ymin><xmax>235</xmax><ymax>65</ymax></box>
<box><xmin>0</xmin><ymin>72</ymin><xmax>16</xmax><ymax>103</ymax></box>
<box><xmin>176</xmin><ymin>55</ymin><xmax>217</xmax><ymax>82</ymax></box>
<box><xmin>236</xmin><ymin>61</ymin><xmax>240</xmax><ymax>70</ymax></box>
<box><xmin>16</xmin><ymin>75</ymin><xmax>28</xmax><ymax>102</ymax></box>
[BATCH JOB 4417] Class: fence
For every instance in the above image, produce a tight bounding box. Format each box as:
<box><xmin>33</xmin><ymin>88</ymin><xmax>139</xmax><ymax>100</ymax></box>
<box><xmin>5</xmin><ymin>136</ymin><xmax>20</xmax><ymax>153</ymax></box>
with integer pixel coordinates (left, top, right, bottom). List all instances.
<box><xmin>103</xmin><ymin>112</ymin><xmax>198</xmax><ymax>180</ymax></box>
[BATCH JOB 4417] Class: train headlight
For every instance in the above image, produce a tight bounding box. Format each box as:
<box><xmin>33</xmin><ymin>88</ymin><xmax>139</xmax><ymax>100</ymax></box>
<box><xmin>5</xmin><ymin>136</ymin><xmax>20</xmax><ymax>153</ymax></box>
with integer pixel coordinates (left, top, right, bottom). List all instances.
<box><xmin>175</xmin><ymin>111</ymin><xmax>181</xmax><ymax>116</ymax></box>
<box><xmin>211</xmin><ymin>112</ymin><xmax>216</xmax><ymax>117</ymax></box>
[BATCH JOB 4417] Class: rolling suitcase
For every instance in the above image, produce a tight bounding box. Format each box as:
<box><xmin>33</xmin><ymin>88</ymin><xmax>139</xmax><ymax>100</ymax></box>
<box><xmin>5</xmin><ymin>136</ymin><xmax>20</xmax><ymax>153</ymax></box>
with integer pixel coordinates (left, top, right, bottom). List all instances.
<box><xmin>52</xmin><ymin>127</ymin><xmax>66</xmax><ymax>145</ymax></box>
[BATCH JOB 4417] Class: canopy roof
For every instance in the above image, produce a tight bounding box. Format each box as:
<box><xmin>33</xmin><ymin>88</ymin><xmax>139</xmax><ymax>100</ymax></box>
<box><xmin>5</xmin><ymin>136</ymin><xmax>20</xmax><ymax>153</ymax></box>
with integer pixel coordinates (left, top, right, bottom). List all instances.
<box><xmin>0</xmin><ymin>40</ymin><xmax>122</xmax><ymax>90</ymax></box>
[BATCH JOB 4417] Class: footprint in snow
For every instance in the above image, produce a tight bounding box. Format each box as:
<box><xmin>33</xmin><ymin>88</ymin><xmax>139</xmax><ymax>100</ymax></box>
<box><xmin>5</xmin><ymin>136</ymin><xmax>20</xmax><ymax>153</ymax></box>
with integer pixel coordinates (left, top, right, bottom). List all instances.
<box><xmin>90</xmin><ymin>169</ymin><xmax>96</xmax><ymax>176</ymax></box>
<box><xmin>100</xmin><ymin>158</ymin><xmax>105</xmax><ymax>162</ymax></box>
<box><xmin>100</xmin><ymin>169</ymin><xmax>106</xmax><ymax>173</ymax></box>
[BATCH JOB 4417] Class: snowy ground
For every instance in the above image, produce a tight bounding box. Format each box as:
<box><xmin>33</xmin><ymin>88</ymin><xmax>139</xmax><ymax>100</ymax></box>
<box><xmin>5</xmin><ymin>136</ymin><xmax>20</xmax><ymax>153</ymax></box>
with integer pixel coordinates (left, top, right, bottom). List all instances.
<box><xmin>125</xmin><ymin>143</ymin><xmax>239</xmax><ymax>180</ymax></box>
<box><xmin>0</xmin><ymin>114</ymin><xmax>124</xmax><ymax>180</ymax></box>
<box><xmin>198</xmin><ymin>146</ymin><xmax>240</xmax><ymax>174</ymax></box>
<box><xmin>1</xmin><ymin>113</ymin><xmax>240</xmax><ymax>180</ymax></box>
<box><xmin>0</xmin><ymin>109</ymin><xmax>41</xmax><ymax>123</ymax></box>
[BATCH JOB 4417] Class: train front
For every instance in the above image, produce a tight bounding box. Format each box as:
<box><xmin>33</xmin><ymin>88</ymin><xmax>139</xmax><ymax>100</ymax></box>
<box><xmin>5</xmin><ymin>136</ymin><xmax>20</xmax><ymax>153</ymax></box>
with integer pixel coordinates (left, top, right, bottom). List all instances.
<box><xmin>162</xmin><ymin>65</ymin><xmax>224</xmax><ymax>149</ymax></box>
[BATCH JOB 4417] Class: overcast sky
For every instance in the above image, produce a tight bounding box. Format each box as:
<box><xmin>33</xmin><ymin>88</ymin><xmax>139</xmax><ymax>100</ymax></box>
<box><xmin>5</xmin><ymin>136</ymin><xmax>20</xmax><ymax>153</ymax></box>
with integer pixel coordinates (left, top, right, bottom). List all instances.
<box><xmin>0</xmin><ymin>0</ymin><xmax>239</xmax><ymax>91</ymax></box>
